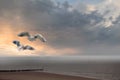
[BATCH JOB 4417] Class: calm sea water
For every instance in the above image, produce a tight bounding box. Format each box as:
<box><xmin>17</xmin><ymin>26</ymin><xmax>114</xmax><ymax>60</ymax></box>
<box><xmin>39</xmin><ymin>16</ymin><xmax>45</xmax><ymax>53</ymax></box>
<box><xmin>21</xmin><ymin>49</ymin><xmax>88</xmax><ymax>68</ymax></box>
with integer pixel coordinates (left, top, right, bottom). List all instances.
<box><xmin>0</xmin><ymin>56</ymin><xmax>120</xmax><ymax>80</ymax></box>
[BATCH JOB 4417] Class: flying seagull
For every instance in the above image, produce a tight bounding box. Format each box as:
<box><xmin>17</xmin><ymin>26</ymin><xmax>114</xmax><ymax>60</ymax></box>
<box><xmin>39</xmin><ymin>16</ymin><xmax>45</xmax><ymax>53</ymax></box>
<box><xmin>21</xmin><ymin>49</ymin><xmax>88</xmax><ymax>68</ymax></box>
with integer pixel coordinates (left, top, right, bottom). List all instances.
<box><xmin>13</xmin><ymin>40</ymin><xmax>34</xmax><ymax>50</ymax></box>
<box><xmin>18</xmin><ymin>32</ymin><xmax>47</xmax><ymax>42</ymax></box>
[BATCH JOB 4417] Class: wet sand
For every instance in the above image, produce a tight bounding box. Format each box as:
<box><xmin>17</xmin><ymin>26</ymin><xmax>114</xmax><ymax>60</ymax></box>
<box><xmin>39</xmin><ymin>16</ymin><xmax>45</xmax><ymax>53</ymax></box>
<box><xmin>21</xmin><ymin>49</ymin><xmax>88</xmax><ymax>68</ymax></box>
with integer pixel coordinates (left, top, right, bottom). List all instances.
<box><xmin>0</xmin><ymin>72</ymin><xmax>98</xmax><ymax>80</ymax></box>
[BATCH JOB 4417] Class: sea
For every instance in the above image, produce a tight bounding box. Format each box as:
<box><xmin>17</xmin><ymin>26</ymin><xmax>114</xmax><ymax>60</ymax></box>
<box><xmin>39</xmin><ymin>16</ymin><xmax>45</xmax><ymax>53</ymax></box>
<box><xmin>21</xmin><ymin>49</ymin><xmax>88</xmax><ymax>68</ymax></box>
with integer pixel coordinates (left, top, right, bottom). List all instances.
<box><xmin>0</xmin><ymin>56</ymin><xmax>120</xmax><ymax>80</ymax></box>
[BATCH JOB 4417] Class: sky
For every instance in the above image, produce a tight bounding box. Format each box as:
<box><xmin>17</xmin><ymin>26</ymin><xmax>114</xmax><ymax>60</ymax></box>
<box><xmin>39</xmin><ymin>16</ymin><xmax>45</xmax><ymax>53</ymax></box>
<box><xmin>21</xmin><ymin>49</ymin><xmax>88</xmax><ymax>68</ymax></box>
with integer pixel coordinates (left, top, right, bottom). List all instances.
<box><xmin>56</xmin><ymin>0</ymin><xmax>103</xmax><ymax>4</ymax></box>
<box><xmin>0</xmin><ymin>0</ymin><xmax>120</xmax><ymax>56</ymax></box>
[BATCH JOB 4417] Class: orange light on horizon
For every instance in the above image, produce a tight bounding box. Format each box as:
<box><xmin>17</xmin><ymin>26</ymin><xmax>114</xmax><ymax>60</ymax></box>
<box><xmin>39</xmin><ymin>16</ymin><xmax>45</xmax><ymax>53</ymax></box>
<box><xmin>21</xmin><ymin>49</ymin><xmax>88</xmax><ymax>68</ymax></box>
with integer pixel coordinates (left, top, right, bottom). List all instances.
<box><xmin>0</xmin><ymin>21</ymin><xmax>81</xmax><ymax>56</ymax></box>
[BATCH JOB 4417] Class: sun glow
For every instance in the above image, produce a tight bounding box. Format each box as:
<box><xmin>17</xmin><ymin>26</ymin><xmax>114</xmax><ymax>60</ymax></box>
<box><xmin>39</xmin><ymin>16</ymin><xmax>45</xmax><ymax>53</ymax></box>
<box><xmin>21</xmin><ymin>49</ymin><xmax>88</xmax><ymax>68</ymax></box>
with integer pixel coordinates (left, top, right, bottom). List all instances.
<box><xmin>0</xmin><ymin>22</ymin><xmax>38</xmax><ymax>56</ymax></box>
<box><xmin>0</xmin><ymin>21</ymin><xmax>80</xmax><ymax>56</ymax></box>
<box><xmin>0</xmin><ymin>22</ymin><xmax>48</xmax><ymax>56</ymax></box>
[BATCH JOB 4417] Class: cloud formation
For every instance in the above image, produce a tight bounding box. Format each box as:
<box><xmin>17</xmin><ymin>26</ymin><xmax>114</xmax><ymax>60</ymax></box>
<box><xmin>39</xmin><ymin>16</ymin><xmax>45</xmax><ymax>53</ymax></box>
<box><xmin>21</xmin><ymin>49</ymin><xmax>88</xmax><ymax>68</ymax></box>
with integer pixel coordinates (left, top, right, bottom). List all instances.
<box><xmin>0</xmin><ymin>0</ymin><xmax>120</xmax><ymax>55</ymax></box>
<box><xmin>95</xmin><ymin>0</ymin><xmax>120</xmax><ymax>27</ymax></box>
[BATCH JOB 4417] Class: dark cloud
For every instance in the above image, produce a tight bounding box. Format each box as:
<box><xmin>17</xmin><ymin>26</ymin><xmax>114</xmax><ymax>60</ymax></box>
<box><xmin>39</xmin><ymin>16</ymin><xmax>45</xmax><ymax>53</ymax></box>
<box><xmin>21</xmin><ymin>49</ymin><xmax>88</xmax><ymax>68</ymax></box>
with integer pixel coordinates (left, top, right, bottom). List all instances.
<box><xmin>18</xmin><ymin>0</ymin><xmax>98</xmax><ymax>48</ymax></box>
<box><xmin>0</xmin><ymin>0</ymin><xmax>120</xmax><ymax>55</ymax></box>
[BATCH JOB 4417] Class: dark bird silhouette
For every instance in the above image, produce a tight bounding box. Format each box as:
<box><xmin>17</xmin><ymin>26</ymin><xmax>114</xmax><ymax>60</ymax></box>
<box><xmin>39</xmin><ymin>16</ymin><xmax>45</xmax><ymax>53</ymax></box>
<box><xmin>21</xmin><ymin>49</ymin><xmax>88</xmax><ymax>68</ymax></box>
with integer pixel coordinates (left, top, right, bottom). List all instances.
<box><xmin>18</xmin><ymin>32</ymin><xmax>47</xmax><ymax>42</ymax></box>
<box><xmin>13</xmin><ymin>40</ymin><xmax>35</xmax><ymax>51</ymax></box>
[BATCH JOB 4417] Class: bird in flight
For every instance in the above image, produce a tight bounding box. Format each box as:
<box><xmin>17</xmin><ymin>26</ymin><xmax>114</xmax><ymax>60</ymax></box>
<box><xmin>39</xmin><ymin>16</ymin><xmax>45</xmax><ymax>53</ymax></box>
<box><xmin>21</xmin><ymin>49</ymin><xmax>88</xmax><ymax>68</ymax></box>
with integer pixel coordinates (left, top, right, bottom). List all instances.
<box><xmin>18</xmin><ymin>32</ymin><xmax>47</xmax><ymax>42</ymax></box>
<box><xmin>13</xmin><ymin>40</ymin><xmax>35</xmax><ymax>51</ymax></box>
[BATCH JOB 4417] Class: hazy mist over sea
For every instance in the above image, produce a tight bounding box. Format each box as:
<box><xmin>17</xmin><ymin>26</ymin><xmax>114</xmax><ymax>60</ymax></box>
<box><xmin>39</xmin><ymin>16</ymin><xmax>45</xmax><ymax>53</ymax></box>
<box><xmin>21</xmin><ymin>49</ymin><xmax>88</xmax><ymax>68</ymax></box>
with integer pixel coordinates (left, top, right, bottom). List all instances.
<box><xmin>0</xmin><ymin>56</ymin><xmax>120</xmax><ymax>80</ymax></box>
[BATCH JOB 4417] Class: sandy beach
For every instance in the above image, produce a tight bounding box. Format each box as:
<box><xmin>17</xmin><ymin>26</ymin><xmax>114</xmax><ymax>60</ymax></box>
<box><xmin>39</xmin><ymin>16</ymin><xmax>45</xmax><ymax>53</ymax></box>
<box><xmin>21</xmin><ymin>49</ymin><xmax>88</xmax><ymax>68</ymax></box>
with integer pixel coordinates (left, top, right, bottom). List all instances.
<box><xmin>0</xmin><ymin>72</ymin><xmax>98</xmax><ymax>80</ymax></box>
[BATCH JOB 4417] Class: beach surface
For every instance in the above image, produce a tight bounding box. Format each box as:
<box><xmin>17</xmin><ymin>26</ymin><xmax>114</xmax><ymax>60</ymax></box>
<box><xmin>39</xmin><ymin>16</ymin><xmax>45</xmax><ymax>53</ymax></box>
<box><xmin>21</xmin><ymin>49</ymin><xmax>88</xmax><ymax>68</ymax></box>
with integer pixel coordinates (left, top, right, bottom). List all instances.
<box><xmin>0</xmin><ymin>72</ymin><xmax>98</xmax><ymax>80</ymax></box>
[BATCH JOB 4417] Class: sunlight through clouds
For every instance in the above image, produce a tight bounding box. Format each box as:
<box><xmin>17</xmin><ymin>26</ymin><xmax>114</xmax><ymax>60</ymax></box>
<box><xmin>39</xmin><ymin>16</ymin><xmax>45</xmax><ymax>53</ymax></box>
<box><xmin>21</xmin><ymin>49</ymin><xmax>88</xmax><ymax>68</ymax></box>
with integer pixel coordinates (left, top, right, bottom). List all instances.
<box><xmin>0</xmin><ymin>0</ymin><xmax>120</xmax><ymax>56</ymax></box>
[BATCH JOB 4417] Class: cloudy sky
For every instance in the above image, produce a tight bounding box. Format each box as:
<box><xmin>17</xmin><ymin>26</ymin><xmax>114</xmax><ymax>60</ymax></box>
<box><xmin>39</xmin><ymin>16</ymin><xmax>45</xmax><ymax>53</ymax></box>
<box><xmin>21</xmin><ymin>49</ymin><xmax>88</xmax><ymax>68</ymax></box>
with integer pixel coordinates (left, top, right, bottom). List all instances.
<box><xmin>0</xmin><ymin>0</ymin><xmax>120</xmax><ymax>56</ymax></box>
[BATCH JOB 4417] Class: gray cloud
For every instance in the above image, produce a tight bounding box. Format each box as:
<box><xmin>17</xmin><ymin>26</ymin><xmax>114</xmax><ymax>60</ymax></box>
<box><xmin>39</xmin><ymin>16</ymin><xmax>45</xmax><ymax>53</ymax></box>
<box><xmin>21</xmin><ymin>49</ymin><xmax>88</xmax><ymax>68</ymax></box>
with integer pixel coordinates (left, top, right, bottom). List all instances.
<box><xmin>0</xmin><ymin>0</ymin><xmax>120</xmax><ymax>55</ymax></box>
